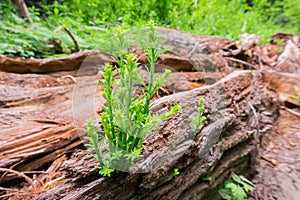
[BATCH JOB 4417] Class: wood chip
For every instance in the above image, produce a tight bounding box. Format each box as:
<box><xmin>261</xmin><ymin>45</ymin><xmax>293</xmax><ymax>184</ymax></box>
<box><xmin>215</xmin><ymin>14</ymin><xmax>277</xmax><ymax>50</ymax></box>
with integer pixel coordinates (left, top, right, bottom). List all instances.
<box><xmin>261</xmin><ymin>154</ymin><xmax>279</xmax><ymax>166</ymax></box>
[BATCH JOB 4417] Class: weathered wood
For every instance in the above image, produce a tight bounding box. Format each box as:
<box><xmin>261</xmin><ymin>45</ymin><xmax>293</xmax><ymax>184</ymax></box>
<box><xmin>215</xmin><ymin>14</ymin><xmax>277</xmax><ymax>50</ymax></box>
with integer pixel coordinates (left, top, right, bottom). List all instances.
<box><xmin>0</xmin><ymin>70</ymin><xmax>103</xmax><ymax>183</ymax></box>
<box><xmin>33</xmin><ymin>70</ymin><xmax>277</xmax><ymax>200</ymax></box>
<box><xmin>0</xmin><ymin>27</ymin><xmax>235</xmax><ymax>78</ymax></box>
<box><xmin>0</xmin><ymin>50</ymin><xmax>113</xmax><ymax>73</ymax></box>
<box><xmin>0</xmin><ymin>27</ymin><xmax>297</xmax><ymax>200</ymax></box>
<box><xmin>0</xmin><ymin>61</ymin><xmax>218</xmax><ymax>184</ymax></box>
<box><xmin>262</xmin><ymin>70</ymin><xmax>300</xmax><ymax>106</ymax></box>
<box><xmin>0</xmin><ymin>49</ymin><xmax>220</xmax><ymax>76</ymax></box>
<box><xmin>275</xmin><ymin>38</ymin><xmax>300</xmax><ymax>73</ymax></box>
<box><xmin>156</xmin><ymin>27</ymin><xmax>235</xmax><ymax>77</ymax></box>
<box><xmin>157</xmin><ymin>27</ymin><xmax>234</xmax><ymax>55</ymax></box>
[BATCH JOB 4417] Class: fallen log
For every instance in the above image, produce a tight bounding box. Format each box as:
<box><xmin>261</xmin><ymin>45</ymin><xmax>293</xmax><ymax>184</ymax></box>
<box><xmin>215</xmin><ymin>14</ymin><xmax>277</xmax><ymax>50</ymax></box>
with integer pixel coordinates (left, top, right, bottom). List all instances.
<box><xmin>0</xmin><ymin>27</ymin><xmax>235</xmax><ymax>75</ymax></box>
<box><xmin>0</xmin><ymin>50</ymin><xmax>114</xmax><ymax>73</ymax></box>
<box><xmin>156</xmin><ymin>27</ymin><xmax>235</xmax><ymax>77</ymax></box>
<box><xmin>156</xmin><ymin>27</ymin><xmax>233</xmax><ymax>55</ymax></box>
<box><xmin>33</xmin><ymin>70</ymin><xmax>277</xmax><ymax>200</ymax></box>
<box><xmin>262</xmin><ymin>70</ymin><xmax>300</xmax><ymax>106</ymax></box>
<box><xmin>0</xmin><ymin>70</ymin><xmax>103</xmax><ymax>184</ymax></box>
<box><xmin>0</xmin><ymin>54</ymin><xmax>221</xmax><ymax>185</ymax></box>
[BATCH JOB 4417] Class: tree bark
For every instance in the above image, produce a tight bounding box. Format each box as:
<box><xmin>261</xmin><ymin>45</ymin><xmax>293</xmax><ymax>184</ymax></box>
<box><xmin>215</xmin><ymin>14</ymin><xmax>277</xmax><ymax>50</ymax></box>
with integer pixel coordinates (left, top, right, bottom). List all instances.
<box><xmin>0</xmin><ymin>53</ymin><xmax>219</xmax><ymax>184</ymax></box>
<box><xmin>33</xmin><ymin>70</ymin><xmax>278</xmax><ymax>200</ymax></box>
<box><xmin>0</xmin><ymin>50</ymin><xmax>114</xmax><ymax>73</ymax></box>
<box><xmin>11</xmin><ymin>0</ymin><xmax>33</xmax><ymax>24</ymax></box>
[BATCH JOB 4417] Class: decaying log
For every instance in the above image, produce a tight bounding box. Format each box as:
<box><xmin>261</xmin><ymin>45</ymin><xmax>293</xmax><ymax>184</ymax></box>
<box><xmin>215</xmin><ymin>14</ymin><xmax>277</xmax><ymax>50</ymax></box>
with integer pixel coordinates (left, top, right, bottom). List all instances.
<box><xmin>157</xmin><ymin>27</ymin><xmax>233</xmax><ymax>55</ymax></box>
<box><xmin>0</xmin><ymin>49</ymin><xmax>221</xmax><ymax>77</ymax></box>
<box><xmin>0</xmin><ymin>51</ymin><xmax>221</xmax><ymax>185</ymax></box>
<box><xmin>0</xmin><ymin>27</ymin><xmax>234</xmax><ymax>78</ymax></box>
<box><xmin>275</xmin><ymin>37</ymin><xmax>300</xmax><ymax>73</ymax></box>
<box><xmin>33</xmin><ymin>70</ymin><xmax>277</xmax><ymax>200</ymax></box>
<box><xmin>262</xmin><ymin>70</ymin><xmax>300</xmax><ymax>106</ymax></box>
<box><xmin>0</xmin><ymin>50</ymin><xmax>113</xmax><ymax>73</ymax></box>
<box><xmin>1</xmin><ymin>26</ymin><xmax>298</xmax><ymax>200</ymax></box>
<box><xmin>156</xmin><ymin>27</ymin><xmax>234</xmax><ymax>76</ymax></box>
<box><xmin>0</xmin><ymin>70</ymin><xmax>103</xmax><ymax>183</ymax></box>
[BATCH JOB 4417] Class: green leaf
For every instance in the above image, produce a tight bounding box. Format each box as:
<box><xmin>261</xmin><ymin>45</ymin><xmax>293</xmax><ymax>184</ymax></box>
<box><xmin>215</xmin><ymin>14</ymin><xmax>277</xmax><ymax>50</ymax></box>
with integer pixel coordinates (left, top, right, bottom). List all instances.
<box><xmin>53</xmin><ymin>8</ymin><xmax>59</xmax><ymax>15</ymax></box>
<box><xmin>173</xmin><ymin>168</ymin><xmax>180</xmax><ymax>177</ymax></box>
<box><xmin>201</xmin><ymin>175</ymin><xmax>211</xmax><ymax>181</ymax></box>
<box><xmin>226</xmin><ymin>183</ymin><xmax>247</xmax><ymax>200</ymax></box>
<box><xmin>232</xmin><ymin>174</ymin><xmax>242</xmax><ymax>184</ymax></box>
<box><xmin>218</xmin><ymin>188</ymin><xmax>232</xmax><ymax>200</ymax></box>
<box><xmin>163</xmin><ymin>104</ymin><xmax>181</xmax><ymax>119</ymax></box>
<box><xmin>99</xmin><ymin>165</ymin><xmax>115</xmax><ymax>177</ymax></box>
<box><xmin>239</xmin><ymin>175</ymin><xmax>255</xmax><ymax>192</ymax></box>
<box><xmin>232</xmin><ymin>174</ymin><xmax>255</xmax><ymax>192</ymax></box>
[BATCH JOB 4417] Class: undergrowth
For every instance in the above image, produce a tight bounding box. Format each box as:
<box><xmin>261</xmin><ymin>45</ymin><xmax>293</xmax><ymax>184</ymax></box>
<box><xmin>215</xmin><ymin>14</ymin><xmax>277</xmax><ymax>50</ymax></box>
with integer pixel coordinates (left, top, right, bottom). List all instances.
<box><xmin>1</xmin><ymin>0</ymin><xmax>299</xmax><ymax>58</ymax></box>
<box><xmin>219</xmin><ymin>174</ymin><xmax>255</xmax><ymax>200</ymax></box>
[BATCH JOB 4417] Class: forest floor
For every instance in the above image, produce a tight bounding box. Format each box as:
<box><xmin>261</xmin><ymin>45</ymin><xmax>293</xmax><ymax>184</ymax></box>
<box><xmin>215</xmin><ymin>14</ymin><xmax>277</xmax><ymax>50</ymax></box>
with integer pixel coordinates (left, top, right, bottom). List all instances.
<box><xmin>251</xmin><ymin>107</ymin><xmax>300</xmax><ymax>200</ymax></box>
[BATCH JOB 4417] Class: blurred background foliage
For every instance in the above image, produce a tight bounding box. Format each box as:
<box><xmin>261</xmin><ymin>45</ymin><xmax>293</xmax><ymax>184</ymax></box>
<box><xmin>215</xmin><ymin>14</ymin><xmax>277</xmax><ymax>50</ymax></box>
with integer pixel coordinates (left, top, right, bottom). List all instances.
<box><xmin>0</xmin><ymin>0</ymin><xmax>299</xmax><ymax>58</ymax></box>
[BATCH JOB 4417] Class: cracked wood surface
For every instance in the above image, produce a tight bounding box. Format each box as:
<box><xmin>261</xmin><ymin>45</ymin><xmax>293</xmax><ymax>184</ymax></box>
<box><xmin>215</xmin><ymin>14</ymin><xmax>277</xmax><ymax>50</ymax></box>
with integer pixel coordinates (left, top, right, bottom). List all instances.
<box><xmin>0</xmin><ymin>54</ymin><xmax>218</xmax><ymax>185</ymax></box>
<box><xmin>34</xmin><ymin>70</ymin><xmax>278</xmax><ymax>200</ymax></box>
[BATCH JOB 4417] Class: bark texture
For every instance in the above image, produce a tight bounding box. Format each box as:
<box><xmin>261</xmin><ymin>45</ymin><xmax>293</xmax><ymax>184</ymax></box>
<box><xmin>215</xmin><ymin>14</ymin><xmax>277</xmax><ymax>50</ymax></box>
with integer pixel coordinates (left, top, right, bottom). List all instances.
<box><xmin>33</xmin><ymin>70</ymin><xmax>277</xmax><ymax>200</ymax></box>
<box><xmin>0</xmin><ymin>50</ymin><xmax>113</xmax><ymax>73</ymax></box>
<box><xmin>11</xmin><ymin>0</ymin><xmax>32</xmax><ymax>24</ymax></box>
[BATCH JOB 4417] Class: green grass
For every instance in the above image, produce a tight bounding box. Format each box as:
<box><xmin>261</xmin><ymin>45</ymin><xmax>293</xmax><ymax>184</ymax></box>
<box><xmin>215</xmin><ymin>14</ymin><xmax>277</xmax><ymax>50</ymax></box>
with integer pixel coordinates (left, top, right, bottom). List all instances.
<box><xmin>0</xmin><ymin>0</ymin><xmax>299</xmax><ymax>58</ymax></box>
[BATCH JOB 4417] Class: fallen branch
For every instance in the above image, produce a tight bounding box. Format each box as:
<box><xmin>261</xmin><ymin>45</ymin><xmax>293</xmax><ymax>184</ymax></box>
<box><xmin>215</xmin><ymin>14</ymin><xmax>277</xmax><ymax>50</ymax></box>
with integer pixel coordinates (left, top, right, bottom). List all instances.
<box><xmin>0</xmin><ymin>168</ymin><xmax>36</xmax><ymax>190</ymax></box>
<box><xmin>0</xmin><ymin>50</ymin><xmax>114</xmax><ymax>73</ymax></box>
<box><xmin>224</xmin><ymin>56</ymin><xmax>256</xmax><ymax>69</ymax></box>
<box><xmin>54</xmin><ymin>25</ymin><xmax>80</xmax><ymax>52</ymax></box>
<box><xmin>281</xmin><ymin>106</ymin><xmax>300</xmax><ymax>118</ymax></box>
<box><xmin>260</xmin><ymin>155</ymin><xmax>278</xmax><ymax>166</ymax></box>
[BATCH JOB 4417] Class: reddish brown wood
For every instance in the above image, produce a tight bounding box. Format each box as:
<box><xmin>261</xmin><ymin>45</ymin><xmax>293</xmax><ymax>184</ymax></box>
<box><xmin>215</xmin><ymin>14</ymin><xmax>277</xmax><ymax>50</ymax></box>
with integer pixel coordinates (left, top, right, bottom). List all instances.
<box><xmin>0</xmin><ymin>50</ymin><xmax>114</xmax><ymax>73</ymax></box>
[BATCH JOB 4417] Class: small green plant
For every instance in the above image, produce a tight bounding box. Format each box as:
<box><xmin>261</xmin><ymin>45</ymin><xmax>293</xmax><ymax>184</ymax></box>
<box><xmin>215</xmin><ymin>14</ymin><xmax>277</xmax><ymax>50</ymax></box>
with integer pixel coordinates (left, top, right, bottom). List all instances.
<box><xmin>287</xmin><ymin>86</ymin><xmax>300</xmax><ymax>103</ymax></box>
<box><xmin>85</xmin><ymin>22</ymin><xmax>181</xmax><ymax>176</ymax></box>
<box><xmin>99</xmin><ymin>165</ymin><xmax>115</xmax><ymax>177</ymax></box>
<box><xmin>201</xmin><ymin>166</ymin><xmax>214</xmax><ymax>181</ymax></box>
<box><xmin>190</xmin><ymin>97</ymin><xmax>207</xmax><ymax>135</ymax></box>
<box><xmin>201</xmin><ymin>174</ymin><xmax>212</xmax><ymax>181</ymax></box>
<box><xmin>218</xmin><ymin>174</ymin><xmax>255</xmax><ymax>200</ymax></box>
<box><xmin>173</xmin><ymin>168</ymin><xmax>180</xmax><ymax>177</ymax></box>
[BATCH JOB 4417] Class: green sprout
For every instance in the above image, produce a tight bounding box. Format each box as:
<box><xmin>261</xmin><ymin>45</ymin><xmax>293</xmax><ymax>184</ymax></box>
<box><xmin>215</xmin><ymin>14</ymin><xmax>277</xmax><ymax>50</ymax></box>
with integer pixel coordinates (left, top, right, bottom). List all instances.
<box><xmin>190</xmin><ymin>97</ymin><xmax>207</xmax><ymax>135</ymax></box>
<box><xmin>173</xmin><ymin>168</ymin><xmax>180</xmax><ymax>177</ymax></box>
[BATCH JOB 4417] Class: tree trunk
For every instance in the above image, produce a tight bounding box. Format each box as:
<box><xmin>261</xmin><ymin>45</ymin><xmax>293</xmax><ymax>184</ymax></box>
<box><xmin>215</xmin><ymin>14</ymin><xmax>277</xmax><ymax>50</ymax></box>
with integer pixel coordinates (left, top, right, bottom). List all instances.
<box><xmin>11</xmin><ymin>0</ymin><xmax>33</xmax><ymax>24</ymax></box>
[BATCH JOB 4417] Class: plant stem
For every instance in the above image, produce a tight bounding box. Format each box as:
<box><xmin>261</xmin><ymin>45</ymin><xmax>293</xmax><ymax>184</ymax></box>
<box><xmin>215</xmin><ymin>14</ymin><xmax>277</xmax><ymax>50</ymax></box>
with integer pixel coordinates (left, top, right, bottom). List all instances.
<box><xmin>144</xmin><ymin>48</ymin><xmax>157</xmax><ymax>116</ymax></box>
